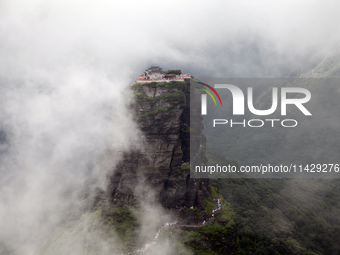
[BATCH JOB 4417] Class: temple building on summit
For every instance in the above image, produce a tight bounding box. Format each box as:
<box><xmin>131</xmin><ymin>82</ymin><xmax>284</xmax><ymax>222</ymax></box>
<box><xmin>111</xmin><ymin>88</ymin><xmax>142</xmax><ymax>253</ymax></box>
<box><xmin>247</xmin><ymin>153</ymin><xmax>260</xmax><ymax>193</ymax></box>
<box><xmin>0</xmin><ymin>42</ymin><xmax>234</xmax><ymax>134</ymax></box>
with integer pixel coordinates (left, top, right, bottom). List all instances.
<box><xmin>136</xmin><ymin>66</ymin><xmax>191</xmax><ymax>83</ymax></box>
<box><xmin>144</xmin><ymin>66</ymin><xmax>164</xmax><ymax>79</ymax></box>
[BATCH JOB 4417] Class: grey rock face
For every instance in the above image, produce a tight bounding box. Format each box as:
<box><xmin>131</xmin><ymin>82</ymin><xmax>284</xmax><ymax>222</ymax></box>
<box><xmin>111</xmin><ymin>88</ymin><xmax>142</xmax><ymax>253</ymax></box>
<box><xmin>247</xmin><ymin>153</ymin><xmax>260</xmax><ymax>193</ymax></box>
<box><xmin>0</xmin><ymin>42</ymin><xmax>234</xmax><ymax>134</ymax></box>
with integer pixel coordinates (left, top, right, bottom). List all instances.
<box><xmin>107</xmin><ymin>81</ymin><xmax>209</xmax><ymax>221</ymax></box>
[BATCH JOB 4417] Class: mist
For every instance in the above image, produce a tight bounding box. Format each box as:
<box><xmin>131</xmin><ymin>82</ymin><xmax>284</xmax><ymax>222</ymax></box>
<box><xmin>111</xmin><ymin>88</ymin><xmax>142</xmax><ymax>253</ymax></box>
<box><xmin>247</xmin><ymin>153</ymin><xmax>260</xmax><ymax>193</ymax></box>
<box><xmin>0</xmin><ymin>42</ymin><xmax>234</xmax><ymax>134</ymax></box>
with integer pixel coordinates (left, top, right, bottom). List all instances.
<box><xmin>0</xmin><ymin>0</ymin><xmax>340</xmax><ymax>254</ymax></box>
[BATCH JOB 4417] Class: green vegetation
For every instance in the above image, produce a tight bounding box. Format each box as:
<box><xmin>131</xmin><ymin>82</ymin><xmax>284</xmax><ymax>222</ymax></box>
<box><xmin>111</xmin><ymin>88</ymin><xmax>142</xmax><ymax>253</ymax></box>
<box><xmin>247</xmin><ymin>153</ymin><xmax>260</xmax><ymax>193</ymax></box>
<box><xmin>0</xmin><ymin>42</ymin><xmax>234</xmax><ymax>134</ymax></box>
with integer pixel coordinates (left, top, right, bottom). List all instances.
<box><xmin>135</xmin><ymin>80</ymin><xmax>187</xmax><ymax>89</ymax></box>
<box><xmin>181</xmin><ymin>126</ymin><xmax>191</xmax><ymax>133</ymax></box>
<box><xmin>202</xmin><ymin>68</ymin><xmax>340</xmax><ymax>254</ymax></box>
<box><xmin>165</xmin><ymin>69</ymin><xmax>182</xmax><ymax>75</ymax></box>
<box><xmin>37</xmin><ymin>201</ymin><xmax>141</xmax><ymax>255</ymax></box>
<box><xmin>136</xmin><ymin>91</ymin><xmax>185</xmax><ymax>105</ymax></box>
<box><xmin>135</xmin><ymin>86</ymin><xmax>186</xmax><ymax>120</ymax></box>
<box><xmin>145</xmin><ymin>228</ymin><xmax>193</xmax><ymax>255</ymax></box>
<box><xmin>181</xmin><ymin>220</ymin><xmax>238</xmax><ymax>254</ymax></box>
<box><xmin>179</xmin><ymin>182</ymin><xmax>238</xmax><ymax>254</ymax></box>
<box><xmin>206</xmin><ymin>150</ymin><xmax>340</xmax><ymax>255</ymax></box>
<box><xmin>100</xmin><ymin>205</ymin><xmax>139</xmax><ymax>246</ymax></box>
<box><xmin>132</xmin><ymin>80</ymin><xmax>188</xmax><ymax>121</ymax></box>
<box><xmin>161</xmin><ymin>92</ymin><xmax>185</xmax><ymax>104</ymax></box>
<box><xmin>174</xmin><ymin>149</ymin><xmax>183</xmax><ymax>158</ymax></box>
<box><xmin>138</xmin><ymin>106</ymin><xmax>170</xmax><ymax>119</ymax></box>
<box><xmin>177</xmin><ymin>164</ymin><xmax>190</xmax><ymax>172</ymax></box>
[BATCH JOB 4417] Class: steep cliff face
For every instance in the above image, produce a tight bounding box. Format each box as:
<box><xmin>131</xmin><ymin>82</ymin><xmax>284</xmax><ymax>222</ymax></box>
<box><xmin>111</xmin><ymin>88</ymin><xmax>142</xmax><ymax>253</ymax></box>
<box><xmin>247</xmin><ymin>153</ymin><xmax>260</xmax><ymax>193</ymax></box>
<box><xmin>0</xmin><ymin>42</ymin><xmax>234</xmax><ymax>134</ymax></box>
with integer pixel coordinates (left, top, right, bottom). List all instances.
<box><xmin>107</xmin><ymin>80</ymin><xmax>209</xmax><ymax>222</ymax></box>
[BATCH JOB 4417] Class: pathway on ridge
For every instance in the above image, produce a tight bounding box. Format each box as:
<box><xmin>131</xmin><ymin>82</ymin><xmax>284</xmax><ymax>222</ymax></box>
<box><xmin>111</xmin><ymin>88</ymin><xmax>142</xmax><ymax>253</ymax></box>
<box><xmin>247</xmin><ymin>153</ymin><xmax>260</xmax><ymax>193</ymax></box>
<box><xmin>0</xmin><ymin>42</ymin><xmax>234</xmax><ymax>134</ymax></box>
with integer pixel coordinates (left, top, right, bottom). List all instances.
<box><xmin>122</xmin><ymin>197</ymin><xmax>222</xmax><ymax>254</ymax></box>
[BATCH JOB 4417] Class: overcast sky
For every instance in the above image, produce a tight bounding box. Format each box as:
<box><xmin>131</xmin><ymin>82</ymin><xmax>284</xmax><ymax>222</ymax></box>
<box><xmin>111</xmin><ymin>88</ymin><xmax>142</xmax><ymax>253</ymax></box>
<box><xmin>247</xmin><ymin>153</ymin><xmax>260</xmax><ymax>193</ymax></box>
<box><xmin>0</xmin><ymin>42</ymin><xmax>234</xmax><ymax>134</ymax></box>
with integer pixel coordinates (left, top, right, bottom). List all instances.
<box><xmin>0</xmin><ymin>1</ymin><xmax>339</xmax><ymax>254</ymax></box>
<box><xmin>1</xmin><ymin>0</ymin><xmax>340</xmax><ymax>80</ymax></box>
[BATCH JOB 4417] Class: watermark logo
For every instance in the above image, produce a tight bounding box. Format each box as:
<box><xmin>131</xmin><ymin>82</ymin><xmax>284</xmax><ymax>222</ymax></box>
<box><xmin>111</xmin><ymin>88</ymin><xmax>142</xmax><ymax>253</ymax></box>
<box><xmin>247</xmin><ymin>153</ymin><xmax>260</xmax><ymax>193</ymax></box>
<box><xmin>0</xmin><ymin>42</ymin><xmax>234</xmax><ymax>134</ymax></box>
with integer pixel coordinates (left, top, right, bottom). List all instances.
<box><xmin>199</xmin><ymin>83</ymin><xmax>312</xmax><ymax>128</ymax></box>
<box><xmin>190</xmin><ymin>78</ymin><xmax>339</xmax><ymax>179</ymax></box>
<box><xmin>195</xmin><ymin>82</ymin><xmax>223</xmax><ymax>115</ymax></box>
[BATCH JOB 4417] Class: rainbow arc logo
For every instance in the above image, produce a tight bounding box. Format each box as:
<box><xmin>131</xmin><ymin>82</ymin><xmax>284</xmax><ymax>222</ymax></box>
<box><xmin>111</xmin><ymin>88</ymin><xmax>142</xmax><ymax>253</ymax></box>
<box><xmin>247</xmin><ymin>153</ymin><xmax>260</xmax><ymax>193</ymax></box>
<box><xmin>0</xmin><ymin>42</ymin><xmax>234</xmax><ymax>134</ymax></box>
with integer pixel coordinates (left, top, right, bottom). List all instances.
<box><xmin>196</xmin><ymin>82</ymin><xmax>223</xmax><ymax>106</ymax></box>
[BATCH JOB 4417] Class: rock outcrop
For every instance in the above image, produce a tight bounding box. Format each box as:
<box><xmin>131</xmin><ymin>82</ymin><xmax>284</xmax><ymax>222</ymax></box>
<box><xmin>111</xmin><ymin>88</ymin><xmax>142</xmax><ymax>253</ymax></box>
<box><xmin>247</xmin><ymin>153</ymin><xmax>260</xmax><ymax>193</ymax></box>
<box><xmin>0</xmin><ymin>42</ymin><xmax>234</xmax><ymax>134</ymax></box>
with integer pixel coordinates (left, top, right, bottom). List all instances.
<box><xmin>107</xmin><ymin>80</ymin><xmax>209</xmax><ymax>222</ymax></box>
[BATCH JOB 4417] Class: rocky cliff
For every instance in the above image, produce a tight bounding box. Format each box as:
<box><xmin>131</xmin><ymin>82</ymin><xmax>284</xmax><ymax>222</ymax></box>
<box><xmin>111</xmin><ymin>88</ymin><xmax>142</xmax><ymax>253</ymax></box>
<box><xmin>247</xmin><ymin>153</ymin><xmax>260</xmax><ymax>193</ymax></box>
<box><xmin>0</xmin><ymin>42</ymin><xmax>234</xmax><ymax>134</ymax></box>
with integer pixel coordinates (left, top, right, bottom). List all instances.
<box><xmin>107</xmin><ymin>80</ymin><xmax>209</xmax><ymax>223</ymax></box>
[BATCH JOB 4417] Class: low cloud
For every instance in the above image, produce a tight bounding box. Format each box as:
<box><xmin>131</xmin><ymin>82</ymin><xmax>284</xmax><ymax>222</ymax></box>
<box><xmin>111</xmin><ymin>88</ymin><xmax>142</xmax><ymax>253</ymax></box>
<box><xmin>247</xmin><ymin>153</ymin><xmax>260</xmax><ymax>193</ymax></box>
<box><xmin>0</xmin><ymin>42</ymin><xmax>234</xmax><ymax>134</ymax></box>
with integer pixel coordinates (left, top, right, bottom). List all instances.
<box><xmin>0</xmin><ymin>0</ymin><xmax>339</xmax><ymax>254</ymax></box>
